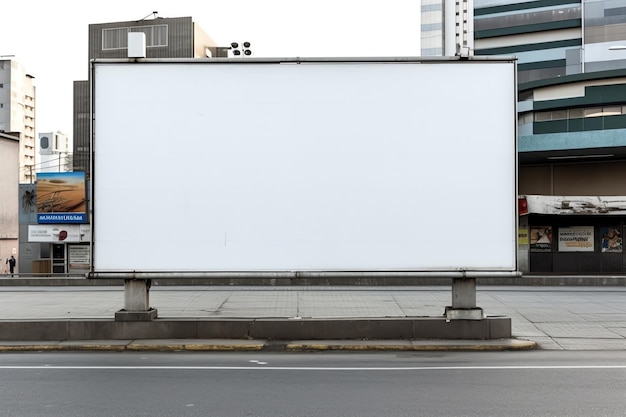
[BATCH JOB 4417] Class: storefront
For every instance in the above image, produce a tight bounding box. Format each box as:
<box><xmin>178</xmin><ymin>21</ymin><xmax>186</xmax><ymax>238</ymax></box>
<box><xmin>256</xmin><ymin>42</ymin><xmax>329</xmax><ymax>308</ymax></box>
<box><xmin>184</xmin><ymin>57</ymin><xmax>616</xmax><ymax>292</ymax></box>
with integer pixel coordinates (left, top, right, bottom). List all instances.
<box><xmin>22</xmin><ymin>171</ymin><xmax>90</xmax><ymax>275</ymax></box>
<box><xmin>519</xmin><ymin>195</ymin><xmax>626</xmax><ymax>274</ymax></box>
<box><xmin>28</xmin><ymin>224</ymin><xmax>91</xmax><ymax>274</ymax></box>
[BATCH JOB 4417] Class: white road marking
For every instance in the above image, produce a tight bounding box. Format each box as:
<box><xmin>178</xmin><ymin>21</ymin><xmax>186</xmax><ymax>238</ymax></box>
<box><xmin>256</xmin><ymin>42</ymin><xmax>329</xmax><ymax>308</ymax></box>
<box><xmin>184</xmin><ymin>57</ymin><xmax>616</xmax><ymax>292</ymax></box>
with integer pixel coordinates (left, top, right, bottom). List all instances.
<box><xmin>0</xmin><ymin>365</ymin><xmax>625</xmax><ymax>371</ymax></box>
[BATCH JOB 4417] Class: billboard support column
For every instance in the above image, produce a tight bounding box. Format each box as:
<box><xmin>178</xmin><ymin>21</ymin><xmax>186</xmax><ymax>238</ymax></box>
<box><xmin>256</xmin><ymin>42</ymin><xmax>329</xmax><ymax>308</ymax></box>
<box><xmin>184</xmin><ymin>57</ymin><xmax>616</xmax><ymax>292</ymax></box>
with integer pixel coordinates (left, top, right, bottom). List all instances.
<box><xmin>114</xmin><ymin>279</ymin><xmax>158</xmax><ymax>321</ymax></box>
<box><xmin>445</xmin><ymin>278</ymin><xmax>484</xmax><ymax>320</ymax></box>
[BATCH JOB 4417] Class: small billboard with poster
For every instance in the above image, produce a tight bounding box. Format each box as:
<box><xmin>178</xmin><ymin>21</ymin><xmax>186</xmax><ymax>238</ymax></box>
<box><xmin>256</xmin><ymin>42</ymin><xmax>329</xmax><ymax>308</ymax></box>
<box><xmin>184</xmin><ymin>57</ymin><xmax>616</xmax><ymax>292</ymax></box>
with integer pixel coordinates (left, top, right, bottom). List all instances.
<box><xmin>36</xmin><ymin>172</ymin><xmax>87</xmax><ymax>224</ymax></box>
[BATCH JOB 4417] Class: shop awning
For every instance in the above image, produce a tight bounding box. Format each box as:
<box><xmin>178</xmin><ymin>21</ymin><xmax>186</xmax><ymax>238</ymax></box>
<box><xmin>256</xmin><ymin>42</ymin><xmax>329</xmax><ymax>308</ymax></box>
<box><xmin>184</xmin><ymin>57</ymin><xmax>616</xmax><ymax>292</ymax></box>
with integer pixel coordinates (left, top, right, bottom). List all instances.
<box><xmin>519</xmin><ymin>195</ymin><xmax>626</xmax><ymax>215</ymax></box>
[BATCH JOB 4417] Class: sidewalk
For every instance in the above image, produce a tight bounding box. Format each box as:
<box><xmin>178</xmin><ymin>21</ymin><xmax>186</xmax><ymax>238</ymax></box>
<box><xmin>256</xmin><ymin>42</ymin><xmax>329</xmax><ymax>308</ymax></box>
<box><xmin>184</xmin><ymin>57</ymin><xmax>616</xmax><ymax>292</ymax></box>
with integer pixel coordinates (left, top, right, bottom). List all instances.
<box><xmin>1</xmin><ymin>286</ymin><xmax>625</xmax><ymax>351</ymax></box>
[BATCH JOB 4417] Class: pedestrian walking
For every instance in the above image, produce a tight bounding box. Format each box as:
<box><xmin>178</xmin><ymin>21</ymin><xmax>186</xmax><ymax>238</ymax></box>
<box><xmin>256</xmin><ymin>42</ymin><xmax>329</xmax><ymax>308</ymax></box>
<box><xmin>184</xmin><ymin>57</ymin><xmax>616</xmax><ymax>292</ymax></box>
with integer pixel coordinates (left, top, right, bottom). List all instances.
<box><xmin>6</xmin><ymin>255</ymin><xmax>16</xmax><ymax>276</ymax></box>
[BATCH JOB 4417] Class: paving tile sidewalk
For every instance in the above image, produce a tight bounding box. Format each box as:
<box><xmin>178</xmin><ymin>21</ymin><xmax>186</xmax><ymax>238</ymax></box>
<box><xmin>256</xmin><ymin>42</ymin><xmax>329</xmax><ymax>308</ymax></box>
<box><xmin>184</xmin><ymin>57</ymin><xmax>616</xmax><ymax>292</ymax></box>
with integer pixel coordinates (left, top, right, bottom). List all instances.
<box><xmin>0</xmin><ymin>286</ymin><xmax>625</xmax><ymax>350</ymax></box>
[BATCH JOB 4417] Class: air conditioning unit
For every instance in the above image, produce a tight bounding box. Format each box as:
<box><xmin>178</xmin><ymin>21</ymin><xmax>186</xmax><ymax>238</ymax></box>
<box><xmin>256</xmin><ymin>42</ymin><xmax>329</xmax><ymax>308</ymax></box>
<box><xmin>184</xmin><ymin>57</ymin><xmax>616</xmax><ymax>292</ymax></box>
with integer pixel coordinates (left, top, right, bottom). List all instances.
<box><xmin>39</xmin><ymin>132</ymin><xmax>69</xmax><ymax>154</ymax></box>
<box><xmin>53</xmin><ymin>132</ymin><xmax>68</xmax><ymax>153</ymax></box>
<box><xmin>39</xmin><ymin>132</ymin><xmax>52</xmax><ymax>155</ymax></box>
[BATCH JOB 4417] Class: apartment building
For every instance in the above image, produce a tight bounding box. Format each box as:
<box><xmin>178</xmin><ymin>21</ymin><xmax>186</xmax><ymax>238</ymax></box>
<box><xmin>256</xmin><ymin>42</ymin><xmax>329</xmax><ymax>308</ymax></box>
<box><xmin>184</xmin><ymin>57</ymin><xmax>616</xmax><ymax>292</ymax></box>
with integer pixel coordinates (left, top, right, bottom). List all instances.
<box><xmin>0</xmin><ymin>59</ymin><xmax>36</xmax><ymax>184</ymax></box>
<box><xmin>421</xmin><ymin>0</ymin><xmax>474</xmax><ymax>56</ymax></box>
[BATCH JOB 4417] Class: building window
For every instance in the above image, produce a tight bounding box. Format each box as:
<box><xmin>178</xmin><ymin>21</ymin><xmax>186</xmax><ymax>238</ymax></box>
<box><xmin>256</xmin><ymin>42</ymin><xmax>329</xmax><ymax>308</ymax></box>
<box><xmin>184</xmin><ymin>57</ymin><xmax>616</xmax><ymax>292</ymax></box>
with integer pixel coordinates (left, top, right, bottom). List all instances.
<box><xmin>535</xmin><ymin>111</ymin><xmax>553</xmax><ymax>122</ymax></box>
<box><xmin>535</xmin><ymin>105</ymin><xmax>626</xmax><ymax>122</ymax></box>
<box><xmin>102</xmin><ymin>27</ymin><xmax>129</xmax><ymax>50</ymax></box>
<box><xmin>569</xmin><ymin>108</ymin><xmax>584</xmax><ymax>118</ymax></box>
<box><xmin>131</xmin><ymin>25</ymin><xmax>168</xmax><ymax>47</ymax></box>
<box><xmin>603</xmin><ymin>106</ymin><xmax>621</xmax><ymax>116</ymax></box>
<box><xmin>102</xmin><ymin>25</ymin><xmax>168</xmax><ymax>50</ymax></box>
<box><xmin>518</xmin><ymin>112</ymin><xmax>533</xmax><ymax>125</ymax></box>
<box><xmin>584</xmin><ymin>107</ymin><xmax>603</xmax><ymax>118</ymax></box>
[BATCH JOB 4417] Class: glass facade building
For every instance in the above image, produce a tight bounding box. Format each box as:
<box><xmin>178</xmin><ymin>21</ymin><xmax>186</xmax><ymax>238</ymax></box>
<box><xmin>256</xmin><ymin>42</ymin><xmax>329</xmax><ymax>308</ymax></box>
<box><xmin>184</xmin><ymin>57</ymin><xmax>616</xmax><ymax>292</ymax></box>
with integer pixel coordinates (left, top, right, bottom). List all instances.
<box><xmin>425</xmin><ymin>0</ymin><xmax>626</xmax><ymax>273</ymax></box>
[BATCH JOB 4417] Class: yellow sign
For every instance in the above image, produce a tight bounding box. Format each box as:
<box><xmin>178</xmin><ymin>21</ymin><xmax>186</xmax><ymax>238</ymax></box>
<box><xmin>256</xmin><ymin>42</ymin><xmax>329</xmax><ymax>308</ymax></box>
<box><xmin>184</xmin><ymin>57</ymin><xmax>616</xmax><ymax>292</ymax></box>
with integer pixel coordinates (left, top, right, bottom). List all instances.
<box><xmin>518</xmin><ymin>228</ymin><xmax>529</xmax><ymax>245</ymax></box>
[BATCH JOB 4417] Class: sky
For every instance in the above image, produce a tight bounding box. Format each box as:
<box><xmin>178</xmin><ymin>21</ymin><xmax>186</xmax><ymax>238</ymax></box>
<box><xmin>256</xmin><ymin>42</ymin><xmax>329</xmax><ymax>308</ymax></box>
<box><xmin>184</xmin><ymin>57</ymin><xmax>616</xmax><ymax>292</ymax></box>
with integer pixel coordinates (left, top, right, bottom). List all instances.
<box><xmin>1</xmin><ymin>0</ymin><xmax>421</xmax><ymax>137</ymax></box>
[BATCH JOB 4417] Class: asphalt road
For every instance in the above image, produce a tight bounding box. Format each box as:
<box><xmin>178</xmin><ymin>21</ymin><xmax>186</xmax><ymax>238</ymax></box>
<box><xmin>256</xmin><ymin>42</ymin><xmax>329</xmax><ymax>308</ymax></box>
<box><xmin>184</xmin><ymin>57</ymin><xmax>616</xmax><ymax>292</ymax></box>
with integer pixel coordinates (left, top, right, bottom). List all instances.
<box><xmin>1</xmin><ymin>351</ymin><xmax>625</xmax><ymax>417</ymax></box>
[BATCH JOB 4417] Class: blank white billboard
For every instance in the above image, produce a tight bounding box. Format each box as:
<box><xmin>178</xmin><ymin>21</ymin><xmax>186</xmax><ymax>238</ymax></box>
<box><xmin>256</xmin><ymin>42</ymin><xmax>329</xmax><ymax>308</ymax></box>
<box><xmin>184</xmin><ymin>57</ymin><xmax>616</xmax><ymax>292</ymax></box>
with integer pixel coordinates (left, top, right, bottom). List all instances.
<box><xmin>92</xmin><ymin>58</ymin><xmax>517</xmax><ymax>272</ymax></box>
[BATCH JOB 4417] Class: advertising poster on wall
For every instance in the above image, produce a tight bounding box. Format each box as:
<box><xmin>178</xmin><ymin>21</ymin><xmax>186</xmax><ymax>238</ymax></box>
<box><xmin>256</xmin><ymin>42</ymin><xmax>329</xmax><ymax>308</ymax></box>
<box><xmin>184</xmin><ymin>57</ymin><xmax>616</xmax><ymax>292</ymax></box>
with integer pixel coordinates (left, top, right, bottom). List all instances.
<box><xmin>68</xmin><ymin>245</ymin><xmax>91</xmax><ymax>270</ymax></box>
<box><xmin>601</xmin><ymin>227</ymin><xmax>622</xmax><ymax>253</ymax></box>
<box><xmin>518</xmin><ymin>227</ymin><xmax>529</xmax><ymax>245</ymax></box>
<box><xmin>36</xmin><ymin>172</ymin><xmax>87</xmax><ymax>224</ymax></box>
<box><xmin>530</xmin><ymin>226</ymin><xmax>552</xmax><ymax>252</ymax></box>
<box><xmin>558</xmin><ymin>226</ymin><xmax>594</xmax><ymax>252</ymax></box>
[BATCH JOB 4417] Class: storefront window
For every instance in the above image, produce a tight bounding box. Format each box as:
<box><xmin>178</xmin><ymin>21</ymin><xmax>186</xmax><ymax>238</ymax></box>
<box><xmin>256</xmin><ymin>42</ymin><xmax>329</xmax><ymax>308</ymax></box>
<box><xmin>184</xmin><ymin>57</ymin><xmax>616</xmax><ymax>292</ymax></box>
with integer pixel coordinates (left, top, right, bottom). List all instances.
<box><xmin>530</xmin><ymin>226</ymin><xmax>552</xmax><ymax>252</ymax></box>
<box><xmin>557</xmin><ymin>226</ymin><xmax>594</xmax><ymax>252</ymax></box>
<box><xmin>600</xmin><ymin>226</ymin><xmax>623</xmax><ymax>253</ymax></box>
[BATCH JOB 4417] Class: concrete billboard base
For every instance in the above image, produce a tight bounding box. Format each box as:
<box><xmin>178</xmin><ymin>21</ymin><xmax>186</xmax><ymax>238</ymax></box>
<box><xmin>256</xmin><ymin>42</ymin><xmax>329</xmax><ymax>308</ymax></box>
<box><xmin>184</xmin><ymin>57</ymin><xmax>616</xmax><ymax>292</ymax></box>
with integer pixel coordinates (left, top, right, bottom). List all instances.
<box><xmin>115</xmin><ymin>308</ymin><xmax>158</xmax><ymax>322</ymax></box>
<box><xmin>445</xmin><ymin>307</ymin><xmax>485</xmax><ymax>320</ymax></box>
<box><xmin>0</xmin><ymin>316</ymin><xmax>511</xmax><ymax>342</ymax></box>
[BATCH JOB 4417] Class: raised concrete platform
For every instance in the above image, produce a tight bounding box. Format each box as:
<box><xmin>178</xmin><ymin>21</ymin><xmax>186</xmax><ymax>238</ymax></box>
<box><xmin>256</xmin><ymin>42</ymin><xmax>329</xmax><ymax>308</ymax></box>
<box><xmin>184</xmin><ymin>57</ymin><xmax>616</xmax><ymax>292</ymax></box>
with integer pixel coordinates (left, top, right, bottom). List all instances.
<box><xmin>0</xmin><ymin>316</ymin><xmax>511</xmax><ymax>342</ymax></box>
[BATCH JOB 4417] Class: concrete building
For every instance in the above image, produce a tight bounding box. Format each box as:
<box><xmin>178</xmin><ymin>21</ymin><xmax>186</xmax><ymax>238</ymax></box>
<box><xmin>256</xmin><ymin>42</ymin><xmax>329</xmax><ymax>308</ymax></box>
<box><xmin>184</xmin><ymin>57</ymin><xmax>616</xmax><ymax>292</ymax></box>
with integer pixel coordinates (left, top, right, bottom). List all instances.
<box><xmin>73</xmin><ymin>15</ymin><xmax>228</xmax><ymax>177</ymax></box>
<box><xmin>0</xmin><ymin>59</ymin><xmax>36</xmax><ymax>184</ymax></box>
<box><xmin>0</xmin><ymin>132</ymin><xmax>19</xmax><ymax>271</ymax></box>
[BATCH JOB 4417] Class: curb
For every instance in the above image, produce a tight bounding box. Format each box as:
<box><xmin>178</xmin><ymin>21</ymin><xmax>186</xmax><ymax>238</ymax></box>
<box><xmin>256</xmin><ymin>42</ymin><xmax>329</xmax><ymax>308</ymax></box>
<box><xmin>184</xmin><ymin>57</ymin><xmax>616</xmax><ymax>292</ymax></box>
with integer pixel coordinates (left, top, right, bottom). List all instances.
<box><xmin>286</xmin><ymin>339</ymin><xmax>538</xmax><ymax>352</ymax></box>
<box><xmin>0</xmin><ymin>338</ymin><xmax>537</xmax><ymax>352</ymax></box>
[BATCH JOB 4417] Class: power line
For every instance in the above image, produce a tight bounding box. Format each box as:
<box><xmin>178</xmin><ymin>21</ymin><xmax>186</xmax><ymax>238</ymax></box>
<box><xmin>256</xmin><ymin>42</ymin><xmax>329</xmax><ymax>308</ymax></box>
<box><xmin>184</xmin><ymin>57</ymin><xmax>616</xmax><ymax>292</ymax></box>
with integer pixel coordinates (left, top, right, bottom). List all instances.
<box><xmin>18</xmin><ymin>154</ymin><xmax>74</xmax><ymax>174</ymax></box>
